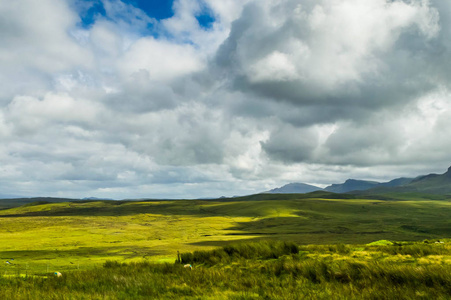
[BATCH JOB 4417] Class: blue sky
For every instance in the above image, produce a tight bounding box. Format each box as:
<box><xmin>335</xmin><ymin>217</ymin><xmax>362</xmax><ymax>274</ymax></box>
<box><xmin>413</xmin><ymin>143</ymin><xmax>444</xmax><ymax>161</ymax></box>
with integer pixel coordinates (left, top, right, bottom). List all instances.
<box><xmin>127</xmin><ymin>0</ymin><xmax>175</xmax><ymax>20</ymax></box>
<box><xmin>1</xmin><ymin>0</ymin><xmax>450</xmax><ymax>199</ymax></box>
<box><xmin>79</xmin><ymin>0</ymin><xmax>214</xmax><ymax>31</ymax></box>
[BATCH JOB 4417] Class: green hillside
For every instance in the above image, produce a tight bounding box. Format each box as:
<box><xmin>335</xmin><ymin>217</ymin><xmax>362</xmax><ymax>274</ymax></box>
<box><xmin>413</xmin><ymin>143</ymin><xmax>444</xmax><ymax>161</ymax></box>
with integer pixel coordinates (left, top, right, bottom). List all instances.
<box><xmin>360</xmin><ymin>166</ymin><xmax>451</xmax><ymax>195</ymax></box>
<box><xmin>406</xmin><ymin>168</ymin><xmax>451</xmax><ymax>193</ymax></box>
<box><xmin>0</xmin><ymin>197</ymin><xmax>78</xmax><ymax>210</ymax></box>
<box><xmin>0</xmin><ymin>194</ymin><xmax>450</xmax><ymax>276</ymax></box>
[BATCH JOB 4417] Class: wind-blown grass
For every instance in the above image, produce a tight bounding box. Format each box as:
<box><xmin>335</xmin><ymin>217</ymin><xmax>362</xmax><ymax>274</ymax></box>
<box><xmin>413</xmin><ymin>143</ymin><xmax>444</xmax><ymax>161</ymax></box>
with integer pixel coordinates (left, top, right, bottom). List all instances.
<box><xmin>1</xmin><ymin>240</ymin><xmax>450</xmax><ymax>299</ymax></box>
<box><xmin>179</xmin><ymin>240</ymin><xmax>299</xmax><ymax>265</ymax></box>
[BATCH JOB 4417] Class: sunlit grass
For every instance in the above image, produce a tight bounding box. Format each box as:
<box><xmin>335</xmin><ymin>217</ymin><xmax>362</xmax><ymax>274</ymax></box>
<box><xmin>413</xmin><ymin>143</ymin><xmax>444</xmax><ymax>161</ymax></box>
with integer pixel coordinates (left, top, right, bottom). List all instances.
<box><xmin>1</xmin><ymin>240</ymin><xmax>450</xmax><ymax>299</ymax></box>
<box><xmin>0</xmin><ymin>197</ymin><xmax>449</xmax><ymax>276</ymax></box>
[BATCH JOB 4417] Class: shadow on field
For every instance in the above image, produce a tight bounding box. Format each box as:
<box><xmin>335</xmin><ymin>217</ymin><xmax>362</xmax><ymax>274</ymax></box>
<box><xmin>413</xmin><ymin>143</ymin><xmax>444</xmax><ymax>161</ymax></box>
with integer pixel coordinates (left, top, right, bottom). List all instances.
<box><xmin>0</xmin><ymin>201</ymin><xmax>202</xmax><ymax>218</ymax></box>
<box><xmin>0</xmin><ymin>193</ymin><xmax>360</xmax><ymax>218</ymax></box>
<box><xmin>0</xmin><ymin>197</ymin><xmax>392</xmax><ymax>219</ymax></box>
<box><xmin>1</xmin><ymin>198</ymin><xmax>449</xmax><ymax>244</ymax></box>
<box><xmin>0</xmin><ymin>198</ymin><xmax>326</xmax><ymax>218</ymax></box>
<box><xmin>187</xmin><ymin>236</ymin><xmax>273</xmax><ymax>247</ymax></box>
<box><xmin>0</xmin><ymin>246</ymin><xmax>164</xmax><ymax>261</ymax></box>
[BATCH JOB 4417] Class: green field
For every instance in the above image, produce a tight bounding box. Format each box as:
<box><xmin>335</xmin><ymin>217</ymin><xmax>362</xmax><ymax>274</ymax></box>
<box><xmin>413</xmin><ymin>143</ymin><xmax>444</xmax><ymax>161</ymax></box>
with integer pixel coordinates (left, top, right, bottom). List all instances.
<box><xmin>0</xmin><ymin>194</ymin><xmax>450</xmax><ymax>298</ymax></box>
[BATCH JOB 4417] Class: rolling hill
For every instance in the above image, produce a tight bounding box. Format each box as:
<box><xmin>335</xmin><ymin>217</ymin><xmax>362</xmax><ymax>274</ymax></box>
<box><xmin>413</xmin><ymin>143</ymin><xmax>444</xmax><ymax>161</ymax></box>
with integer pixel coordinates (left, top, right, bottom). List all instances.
<box><xmin>354</xmin><ymin>166</ymin><xmax>451</xmax><ymax>196</ymax></box>
<box><xmin>0</xmin><ymin>197</ymin><xmax>78</xmax><ymax>210</ymax></box>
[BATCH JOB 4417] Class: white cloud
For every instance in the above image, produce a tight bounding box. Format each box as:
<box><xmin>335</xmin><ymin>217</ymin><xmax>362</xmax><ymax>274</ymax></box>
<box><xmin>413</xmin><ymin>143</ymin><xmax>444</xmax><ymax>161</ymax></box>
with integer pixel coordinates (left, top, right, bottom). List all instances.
<box><xmin>119</xmin><ymin>37</ymin><xmax>205</xmax><ymax>81</ymax></box>
<box><xmin>249</xmin><ymin>51</ymin><xmax>301</xmax><ymax>82</ymax></box>
<box><xmin>0</xmin><ymin>111</ymin><xmax>11</xmax><ymax>137</ymax></box>
<box><xmin>5</xmin><ymin>93</ymin><xmax>101</xmax><ymax>135</ymax></box>
<box><xmin>204</xmin><ymin>0</ymin><xmax>252</xmax><ymax>25</ymax></box>
<box><xmin>89</xmin><ymin>20</ymin><xmax>124</xmax><ymax>58</ymax></box>
<box><xmin>0</xmin><ymin>0</ymin><xmax>93</xmax><ymax>104</ymax></box>
<box><xmin>0</xmin><ymin>0</ymin><xmax>92</xmax><ymax>73</ymax></box>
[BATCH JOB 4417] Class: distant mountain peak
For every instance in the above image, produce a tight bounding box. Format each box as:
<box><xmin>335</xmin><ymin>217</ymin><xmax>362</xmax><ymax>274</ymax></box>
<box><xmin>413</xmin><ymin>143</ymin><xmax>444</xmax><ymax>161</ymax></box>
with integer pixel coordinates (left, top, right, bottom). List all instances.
<box><xmin>82</xmin><ymin>197</ymin><xmax>114</xmax><ymax>200</ymax></box>
<box><xmin>344</xmin><ymin>179</ymin><xmax>378</xmax><ymax>184</ymax></box>
<box><xmin>265</xmin><ymin>182</ymin><xmax>322</xmax><ymax>194</ymax></box>
<box><xmin>324</xmin><ymin>179</ymin><xmax>380</xmax><ymax>193</ymax></box>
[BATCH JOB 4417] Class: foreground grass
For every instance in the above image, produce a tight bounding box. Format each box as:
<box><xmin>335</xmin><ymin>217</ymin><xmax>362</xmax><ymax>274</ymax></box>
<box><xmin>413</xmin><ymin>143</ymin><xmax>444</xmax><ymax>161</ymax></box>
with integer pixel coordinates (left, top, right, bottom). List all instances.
<box><xmin>1</xmin><ymin>240</ymin><xmax>450</xmax><ymax>299</ymax></box>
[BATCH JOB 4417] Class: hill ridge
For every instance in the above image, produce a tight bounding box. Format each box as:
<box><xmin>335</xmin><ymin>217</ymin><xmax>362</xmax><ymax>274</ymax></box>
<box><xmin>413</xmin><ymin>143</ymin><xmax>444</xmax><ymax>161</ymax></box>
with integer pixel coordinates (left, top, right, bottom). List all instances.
<box><xmin>266</xmin><ymin>165</ymin><xmax>451</xmax><ymax>195</ymax></box>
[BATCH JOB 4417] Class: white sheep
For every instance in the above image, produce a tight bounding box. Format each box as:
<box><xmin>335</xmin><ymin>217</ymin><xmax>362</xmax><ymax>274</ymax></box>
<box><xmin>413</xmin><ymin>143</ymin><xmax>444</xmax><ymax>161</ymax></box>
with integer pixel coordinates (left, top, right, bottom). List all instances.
<box><xmin>184</xmin><ymin>264</ymin><xmax>192</xmax><ymax>270</ymax></box>
<box><xmin>54</xmin><ymin>272</ymin><xmax>62</xmax><ymax>277</ymax></box>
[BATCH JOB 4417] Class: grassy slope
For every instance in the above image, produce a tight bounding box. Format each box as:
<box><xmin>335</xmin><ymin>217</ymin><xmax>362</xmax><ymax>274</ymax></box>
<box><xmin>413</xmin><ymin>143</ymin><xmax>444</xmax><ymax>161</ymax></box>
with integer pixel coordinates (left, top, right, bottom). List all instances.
<box><xmin>0</xmin><ymin>198</ymin><xmax>77</xmax><ymax>210</ymax></box>
<box><xmin>407</xmin><ymin>173</ymin><xmax>451</xmax><ymax>194</ymax></box>
<box><xmin>0</xmin><ymin>195</ymin><xmax>450</xmax><ymax>276</ymax></box>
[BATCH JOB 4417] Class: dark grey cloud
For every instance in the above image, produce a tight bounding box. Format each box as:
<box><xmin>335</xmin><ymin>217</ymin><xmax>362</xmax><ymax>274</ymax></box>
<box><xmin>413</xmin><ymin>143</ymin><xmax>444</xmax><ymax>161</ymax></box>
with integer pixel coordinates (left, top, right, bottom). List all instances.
<box><xmin>260</xmin><ymin>125</ymin><xmax>319</xmax><ymax>163</ymax></box>
<box><xmin>207</xmin><ymin>0</ymin><xmax>450</xmax><ymax>169</ymax></box>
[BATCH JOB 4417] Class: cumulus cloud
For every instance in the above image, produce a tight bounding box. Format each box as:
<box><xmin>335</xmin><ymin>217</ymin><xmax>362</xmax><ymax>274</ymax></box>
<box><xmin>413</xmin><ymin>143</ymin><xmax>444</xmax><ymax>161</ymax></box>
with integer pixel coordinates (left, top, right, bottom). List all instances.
<box><xmin>119</xmin><ymin>38</ymin><xmax>205</xmax><ymax>80</ymax></box>
<box><xmin>215</xmin><ymin>0</ymin><xmax>439</xmax><ymax>101</ymax></box>
<box><xmin>6</xmin><ymin>93</ymin><xmax>101</xmax><ymax>133</ymax></box>
<box><xmin>211</xmin><ymin>0</ymin><xmax>448</xmax><ymax>167</ymax></box>
<box><xmin>0</xmin><ymin>0</ymin><xmax>94</xmax><ymax>102</ymax></box>
<box><xmin>0</xmin><ymin>0</ymin><xmax>451</xmax><ymax>198</ymax></box>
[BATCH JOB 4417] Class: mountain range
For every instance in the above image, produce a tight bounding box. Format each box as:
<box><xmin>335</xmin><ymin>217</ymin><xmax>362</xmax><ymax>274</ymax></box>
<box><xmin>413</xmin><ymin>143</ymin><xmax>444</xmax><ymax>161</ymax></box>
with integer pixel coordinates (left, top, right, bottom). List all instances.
<box><xmin>1</xmin><ymin>167</ymin><xmax>450</xmax><ymax>205</ymax></box>
<box><xmin>265</xmin><ymin>166</ymin><xmax>451</xmax><ymax>195</ymax></box>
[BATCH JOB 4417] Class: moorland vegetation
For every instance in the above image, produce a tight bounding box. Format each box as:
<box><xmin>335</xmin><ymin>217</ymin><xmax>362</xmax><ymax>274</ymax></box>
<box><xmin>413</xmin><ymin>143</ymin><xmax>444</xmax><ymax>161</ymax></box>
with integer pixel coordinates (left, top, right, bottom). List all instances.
<box><xmin>1</xmin><ymin>240</ymin><xmax>450</xmax><ymax>299</ymax></box>
<box><xmin>0</xmin><ymin>193</ymin><xmax>450</xmax><ymax>298</ymax></box>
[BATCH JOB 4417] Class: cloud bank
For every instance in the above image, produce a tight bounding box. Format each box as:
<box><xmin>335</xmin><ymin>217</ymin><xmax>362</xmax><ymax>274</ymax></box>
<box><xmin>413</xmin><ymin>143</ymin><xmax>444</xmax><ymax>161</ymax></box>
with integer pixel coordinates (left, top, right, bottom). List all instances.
<box><xmin>1</xmin><ymin>0</ymin><xmax>450</xmax><ymax>198</ymax></box>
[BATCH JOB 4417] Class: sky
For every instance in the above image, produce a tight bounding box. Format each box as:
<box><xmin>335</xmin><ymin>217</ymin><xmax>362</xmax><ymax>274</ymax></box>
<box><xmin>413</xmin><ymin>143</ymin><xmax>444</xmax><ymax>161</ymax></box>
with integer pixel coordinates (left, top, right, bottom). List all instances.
<box><xmin>1</xmin><ymin>0</ymin><xmax>451</xmax><ymax>199</ymax></box>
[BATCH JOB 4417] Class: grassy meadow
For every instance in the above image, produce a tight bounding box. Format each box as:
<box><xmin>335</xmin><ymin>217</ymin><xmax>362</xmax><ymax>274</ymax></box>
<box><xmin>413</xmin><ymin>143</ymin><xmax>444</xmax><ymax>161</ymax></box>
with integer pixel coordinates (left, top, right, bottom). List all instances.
<box><xmin>0</xmin><ymin>194</ymin><xmax>450</xmax><ymax>298</ymax></box>
<box><xmin>1</xmin><ymin>240</ymin><xmax>450</xmax><ymax>299</ymax></box>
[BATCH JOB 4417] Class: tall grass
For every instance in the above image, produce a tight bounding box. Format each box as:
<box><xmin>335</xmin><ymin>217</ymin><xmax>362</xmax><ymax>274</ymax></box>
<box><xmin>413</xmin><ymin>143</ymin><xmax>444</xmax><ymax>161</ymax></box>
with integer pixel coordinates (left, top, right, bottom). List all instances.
<box><xmin>2</xmin><ymin>261</ymin><xmax>450</xmax><ymax>299</ymax></box>
<box><xmin>2</xmin><ymin>258</ymin><xmax>450</xmax><ymax>299</ymax></box>
<box><xmin>367</xmin><ymin>242</ymin><xmax>448</xmax><ymax>257</ymax></box>
<box><xmin>1</xmin><ymin>240</ymin><xmax>450</xmax><ymax>299</ymax></box>
<box><xmin>179</xmin><ymin>240</ymin><xmax>299</xmax><ymax>265</ymax></box>
<box><xmin>299</xmin><ymin>243</ymin><xmax>351</xmax><ymax>255</ymax></box>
